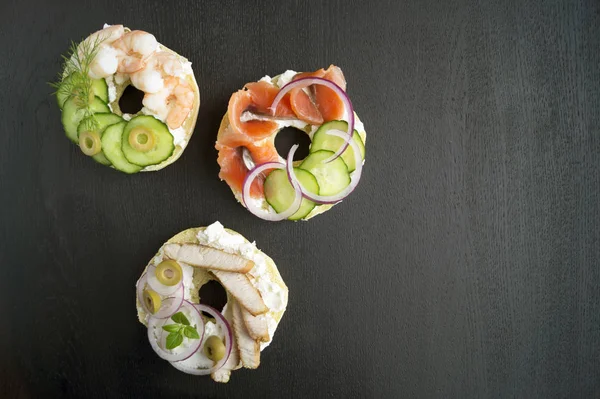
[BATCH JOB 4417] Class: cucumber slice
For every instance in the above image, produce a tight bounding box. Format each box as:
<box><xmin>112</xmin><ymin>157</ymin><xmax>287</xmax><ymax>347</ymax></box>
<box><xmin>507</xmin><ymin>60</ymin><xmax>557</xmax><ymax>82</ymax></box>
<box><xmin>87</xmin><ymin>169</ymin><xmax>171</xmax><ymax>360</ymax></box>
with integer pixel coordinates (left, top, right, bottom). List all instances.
<box><xmin>77</xmin><ymin>113</ymin><xmax>123</xmax><ymax>166</ymax></box>
<box><xmin>264</xmin><ymin>168</ymin><xmax>319</xmax><ymax>220</ymax></box>
<box><xmin>77</xmin><ymin>113</ymin><xmax>123</xmax><ymax>139</ymax></box>
<box><xmin>57</xmin><ymin>74</ymin><xmax>109</xmax><ymax>109</ymax></box>
<box><xmin>91</xmin><ymin>78</ymin><xmax>109</xmax><ymax>103</ymax></box>
<box><xmin>101</xmin><ymin>122</ymin><xmax>143</xmax><ymax>173</ymax></box>
<box><xmin>299</xmin><ymin>150</ymin><xmax>350</xmax><ymax>196</ymax></box>
<box><xmin>92</xmin><ymin>152</ymin><xmax>112</xmax><ymax>166</ymax></box>
<box><xmin>310</xmin><ymin>120</ymin><xmax>365</xmax><ymax>172</ymax></box>
<box><xmin>56</xmin><ymin>74</ymin><xmax>75</xmax><ymax>109</ymax></box>
<box><xmin>121</xmin><ymin>116</ymin><xmax>174</xmax><ymax>167</ymax></box>
<box><xmin>61</xmin><ymin>97</ymin><xmax>110</xmax><ymax>143</ymax></box>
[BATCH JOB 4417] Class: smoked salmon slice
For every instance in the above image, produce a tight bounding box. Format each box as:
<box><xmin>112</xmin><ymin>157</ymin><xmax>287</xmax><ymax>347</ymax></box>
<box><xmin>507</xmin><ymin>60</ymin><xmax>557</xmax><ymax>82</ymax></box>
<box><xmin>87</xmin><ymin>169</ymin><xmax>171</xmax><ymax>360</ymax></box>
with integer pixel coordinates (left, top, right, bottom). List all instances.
<box><xmin>216</xmin><ymin>123</ymin><xmax>279</xmax><ymax>198</ymax></box>
<box><xmin>314</xmin><ymin>65</ymin><xmax>347</xmax><ymax>121</ymax></box>
<box><xmin>289</xmin><ymin>88</ymin><xmax>323</xmax><ymax>125</ymax></box>
<box><xmin>289</xmin><ymin>65</ymin><xmax>346</xmax><ymax>123</ymax></box>
<box><xmin>217</xmin><ymin>144</ymin><xmax>278</xmax><ymax>198</ymax></box>
<box><xmin>217</xmin><ymin>146</ymin><xmax>261</xmax><ymax>197</ymax></box>
<box><xmin>245</xmin><ymin>81</ymin><xmax>295</xmax><ymax>117</ymax></box>
<box><xmin>289</xmin><ymin>68</ymin><xmax>325</xmax><ymax>125</ymax></box>
<box><xmin>228</xmin><ymin>90</ymin><xmax>279</xmax><ymax>139</ymax></box>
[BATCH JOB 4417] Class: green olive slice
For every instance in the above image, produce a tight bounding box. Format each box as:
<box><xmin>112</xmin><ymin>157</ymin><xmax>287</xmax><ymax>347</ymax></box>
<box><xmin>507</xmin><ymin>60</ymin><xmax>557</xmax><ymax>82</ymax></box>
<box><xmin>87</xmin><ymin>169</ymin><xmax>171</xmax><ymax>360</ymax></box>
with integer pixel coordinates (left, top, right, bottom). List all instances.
<box><xmin>128</xmin><ymin>126</ymin><xmax>156</xmax><ymax>152</ymax></box>
<box><xmin>203</xmin><ymin>335</ymin><xmax>226</xmax><ymax>362</ymax></box>
<box><xmin>142</xmin><ymin>288</ymin><xmax>162</xmax><ymax>314</ymax></box>
<box><xmin>155</xmin><ymin>260</ymin><xmax>182</xmax><ymax>286</ymax></box>
<box><xmin>79</xmin><ymin>131</ymin><xmax>102</xmax><ymax>156</ymax></box>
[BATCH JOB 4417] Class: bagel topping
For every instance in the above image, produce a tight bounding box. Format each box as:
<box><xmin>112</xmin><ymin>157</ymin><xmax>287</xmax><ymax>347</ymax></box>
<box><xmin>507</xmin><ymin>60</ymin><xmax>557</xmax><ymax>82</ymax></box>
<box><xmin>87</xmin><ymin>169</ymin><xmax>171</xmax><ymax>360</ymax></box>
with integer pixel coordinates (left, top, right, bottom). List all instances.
<box><xmin>197</xmin><ymin>222</ymin><xmax>286</xmax><ymax>315</ymax></box>
<box><xmin>204</xmin><ymin>335</ymin><xmax>226</xmax><ymax>362</ymax></box>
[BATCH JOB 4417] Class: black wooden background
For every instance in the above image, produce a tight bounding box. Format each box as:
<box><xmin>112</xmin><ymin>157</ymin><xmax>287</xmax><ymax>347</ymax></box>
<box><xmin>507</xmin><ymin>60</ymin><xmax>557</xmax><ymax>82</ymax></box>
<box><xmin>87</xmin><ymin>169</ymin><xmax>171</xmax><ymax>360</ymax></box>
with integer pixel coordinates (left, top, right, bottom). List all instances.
<box><xmin>1</xmin><ymin>0</ymin><xmax>599</xmax><ymax>398</ymax></box>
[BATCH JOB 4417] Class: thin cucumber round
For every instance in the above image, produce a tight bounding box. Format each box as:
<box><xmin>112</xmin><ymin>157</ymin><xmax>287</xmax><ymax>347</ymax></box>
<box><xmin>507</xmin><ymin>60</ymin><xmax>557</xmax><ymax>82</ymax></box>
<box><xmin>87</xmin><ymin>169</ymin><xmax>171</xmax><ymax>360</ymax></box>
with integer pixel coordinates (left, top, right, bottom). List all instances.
<box><xmin>121</xmin><ymin>116</ymin><xmax>174</xmax><ymax>167</ymax></box>
<box><xmin>310</xmin><ymin>120</ymin><xmax>365</xmax><ymax>172</ymax></box>
<box><xmin>57</xmin><ymin>74</ymin><xmax>109</xmax><ymax>109</ymax></box>
<box><xmin>92</xmin><ymin>152</ymin><xmax>112</xmax><ymax>166</ymax></box>
<box><xmin>101</xmin><ymin>122</ymin><xmax>143</xmax><ymax>174</ymax></box>
<box><xmin>264</xmin><ymin>168</ymin><xmax>320</xmax><ymax>220</ymax></box>
<box><xmin>77</xmin><ymin>113</ymin><xmax>123</xmax><ymax>138</ymax></box>
<box><xmin>77</xmin><ymin>113</ymin><xmax>123</xmax><ymax>166</ymax></box>
<box><xmin>299</xmin><ymin>150</ymin><xmax>350</xmax><ymax>196</ymax></box>
<box><xmin>61</xmin><ymin>96</ymin><xmax>110</xmax><ymax>143</ymax></box>
<box><xmin>91</xmin><ymin>78</ymin><xmax>109</xmax><ymax>103</ymax></box>
<box><xmin>56</xmin><ymin>74</ymin><xmax>76</xmax><ymax>109</ymax></box>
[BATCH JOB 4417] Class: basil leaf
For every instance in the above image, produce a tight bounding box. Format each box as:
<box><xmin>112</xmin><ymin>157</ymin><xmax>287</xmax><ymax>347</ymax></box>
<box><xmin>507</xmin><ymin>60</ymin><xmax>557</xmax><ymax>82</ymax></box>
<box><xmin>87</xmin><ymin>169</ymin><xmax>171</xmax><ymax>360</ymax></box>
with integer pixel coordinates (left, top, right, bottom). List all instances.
<box><xmin>165</xmin><ymin>333</ymin><xmax>183</xmax><ymax>350</ymax></box>
<box><xmin>171</xmin><ymin>312</ymin><xmax>190</xmax><ymax>326</ymax></box>
<box><xmin>162</xmin><ymin>324</ymin><xmax>181</xmax><ymax>333</ymax></box>
<box><xmin>183</xmin><ymin>326</ymin><xmax>200</xmax><ymax>340</ymax></box>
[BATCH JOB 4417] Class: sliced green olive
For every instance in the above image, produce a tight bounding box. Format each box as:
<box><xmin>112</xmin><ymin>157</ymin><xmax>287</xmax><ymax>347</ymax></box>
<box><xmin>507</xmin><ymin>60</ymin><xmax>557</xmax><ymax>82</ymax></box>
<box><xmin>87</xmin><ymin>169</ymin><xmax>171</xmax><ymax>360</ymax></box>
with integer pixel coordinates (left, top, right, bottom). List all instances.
<box><xmin>155</xmin><ymin>260</ymin><xmax>182</xmax><ymax>286</ymax></box>
<box><xmin>204</xmin><ymin>335</ymin><xmax>226</xmax><ymax>362</ymax></box>
<box><xmin>79</xmin><ymin>131</ymin><xmax>102</xmax><ymax>156</ymax></box>
<box><xmin>128</xmin><ymin>126</ymin><xmax>156</xmax><ymax>152</ymax></box>
<box><xmin>142</xmin><ymin>289</ymin><xmax>161</xmax><ymax>314</ymax></box>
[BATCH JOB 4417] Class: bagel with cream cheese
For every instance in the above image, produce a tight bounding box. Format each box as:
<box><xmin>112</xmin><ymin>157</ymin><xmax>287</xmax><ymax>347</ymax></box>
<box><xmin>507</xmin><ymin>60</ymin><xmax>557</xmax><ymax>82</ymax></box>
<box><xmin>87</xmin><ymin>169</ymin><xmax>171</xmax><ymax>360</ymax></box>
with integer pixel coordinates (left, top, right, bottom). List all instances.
<box><xmin>216</xmin><ymin>66</ymin><xmax>366</xmax><ymax>221</ymax></box>
<box><xmin>135</xmin><ymin>222</ymin><xmax>288</xmax><ymax>383</ymax></box>
<box><xmin>54</xmin><ymin>24</ymin><xmax>200</xmax><ymax>173</ymax></box>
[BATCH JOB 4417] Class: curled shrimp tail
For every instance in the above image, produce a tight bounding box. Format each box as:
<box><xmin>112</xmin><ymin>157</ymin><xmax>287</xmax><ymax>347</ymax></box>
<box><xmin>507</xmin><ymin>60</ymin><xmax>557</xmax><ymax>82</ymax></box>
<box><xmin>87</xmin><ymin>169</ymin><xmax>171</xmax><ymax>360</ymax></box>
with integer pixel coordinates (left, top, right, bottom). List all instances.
<box><xmin>112</xmin><ymin>30</ymin><xmax>158</xmax><ymax>73</ymax></box>
<box><xmin>143</xmin><ymin>77</ymin><xmax>194</xmax><ymax>130</ymax></box>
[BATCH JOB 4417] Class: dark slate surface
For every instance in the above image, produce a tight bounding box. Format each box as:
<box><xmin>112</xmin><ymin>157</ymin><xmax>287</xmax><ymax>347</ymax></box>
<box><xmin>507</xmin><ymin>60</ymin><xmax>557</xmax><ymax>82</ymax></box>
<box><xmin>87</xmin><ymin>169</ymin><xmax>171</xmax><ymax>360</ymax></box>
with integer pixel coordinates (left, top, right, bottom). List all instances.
<box><xmin>0</xmin><ymin>0</ymin><xmax>599</xmax><ymax>397</ymax></box>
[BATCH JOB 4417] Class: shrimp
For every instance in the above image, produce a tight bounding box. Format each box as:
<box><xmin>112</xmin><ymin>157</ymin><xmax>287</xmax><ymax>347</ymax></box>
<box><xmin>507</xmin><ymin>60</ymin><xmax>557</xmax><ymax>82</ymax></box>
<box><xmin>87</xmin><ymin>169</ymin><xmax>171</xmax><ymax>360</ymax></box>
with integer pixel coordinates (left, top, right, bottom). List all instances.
<box><xmin>129</xmin><ymin>51</ymin><xmax>183</xmax><ymax>93</ymax></box>
<box><xmin>142</xmin><ymin>76</ymin><xmax>194</xmax><ymax>130</ymax></box>
<box><xmin>88</xmin><ymin>46</ymin><xmax>119</xmax><ymax>79</ymax></box>
<box><xmin>78</xmin><ymin>25</ymin><xmax>125</xmax><ymax>79</ymax></box>
<box><xmin>82</xmin><ymin>24</ymin><xmax>124</xmax><ymax>48</ymax></box>
<box><xmin>111</xmin><ymin>30</ymin><xmax>158</xmax><ymax>74</ymax></box>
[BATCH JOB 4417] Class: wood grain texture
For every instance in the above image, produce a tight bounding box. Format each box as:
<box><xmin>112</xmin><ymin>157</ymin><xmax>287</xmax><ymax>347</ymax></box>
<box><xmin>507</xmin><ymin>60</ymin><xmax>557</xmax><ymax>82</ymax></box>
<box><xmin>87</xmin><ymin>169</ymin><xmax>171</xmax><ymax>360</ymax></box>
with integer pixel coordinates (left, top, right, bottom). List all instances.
<box><xmin>0</xmin><ymin>0</ymin><xmax>599</xmax><ymax>397</ymax></box>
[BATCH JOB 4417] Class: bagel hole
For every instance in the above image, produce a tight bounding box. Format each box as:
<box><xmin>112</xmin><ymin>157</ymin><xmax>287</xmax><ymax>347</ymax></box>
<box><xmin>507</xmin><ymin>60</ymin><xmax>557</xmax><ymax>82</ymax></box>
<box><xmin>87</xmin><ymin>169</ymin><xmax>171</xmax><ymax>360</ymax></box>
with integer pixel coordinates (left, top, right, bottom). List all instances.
<box><xmin>198</xmin><ymin>280</ymin><xmax>228</xmax><ymax>316</ymax></box>
<box><xmin>119</xmin><ymin>85</ymin><xmax>145</xmax><ymax>114</ymax></box>
<box><xmin>275</xmin><ymin>127</ymin><xmax>311</xmax><ymax>161</ymax></box>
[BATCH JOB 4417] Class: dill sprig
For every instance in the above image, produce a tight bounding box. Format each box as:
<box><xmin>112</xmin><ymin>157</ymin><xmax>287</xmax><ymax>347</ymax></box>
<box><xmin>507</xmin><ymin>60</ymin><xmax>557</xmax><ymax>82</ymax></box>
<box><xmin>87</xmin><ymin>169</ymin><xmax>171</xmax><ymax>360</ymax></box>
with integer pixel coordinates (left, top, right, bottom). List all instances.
<box><xmin>50</xmin><ymin>34</ymin><xmax>106</xmax><ymax>132</ymax></box>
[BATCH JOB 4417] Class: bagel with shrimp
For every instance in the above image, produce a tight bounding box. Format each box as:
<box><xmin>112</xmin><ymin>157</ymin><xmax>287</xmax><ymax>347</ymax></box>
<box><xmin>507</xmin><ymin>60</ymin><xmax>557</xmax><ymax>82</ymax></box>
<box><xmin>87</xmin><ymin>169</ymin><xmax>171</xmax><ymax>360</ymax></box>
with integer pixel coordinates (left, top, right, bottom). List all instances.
<box><xmin>135</xmin><ymin>222</ymin><xmax>288</xmax><ymax>383</ymax></box>
<box><xmin>216</xmin><ymin>66</ymin><xmax>366</xmax><ymax>221</ymax></box>
<box><xmin>53</xmin><ymin>24</ymin><xmax>200</xmax><ymax>173</ymax></box>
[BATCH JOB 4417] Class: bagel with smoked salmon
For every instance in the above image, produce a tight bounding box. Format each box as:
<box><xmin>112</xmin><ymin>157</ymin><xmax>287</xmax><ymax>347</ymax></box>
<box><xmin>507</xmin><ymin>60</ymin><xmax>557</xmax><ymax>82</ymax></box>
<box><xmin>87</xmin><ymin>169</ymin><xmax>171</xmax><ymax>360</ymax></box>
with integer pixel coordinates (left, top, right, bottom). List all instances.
<box><xmin>216</xmin><ymin>66</ymin><xmax>366</xmax><ymax>221</ymax></box>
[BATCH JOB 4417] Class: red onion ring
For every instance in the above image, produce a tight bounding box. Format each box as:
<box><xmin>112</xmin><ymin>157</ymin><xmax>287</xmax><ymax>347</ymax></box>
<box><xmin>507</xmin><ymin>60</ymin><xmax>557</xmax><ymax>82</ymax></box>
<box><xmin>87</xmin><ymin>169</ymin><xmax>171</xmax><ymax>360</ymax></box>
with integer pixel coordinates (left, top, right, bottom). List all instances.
<box><xmin>286</xmin><ymin>129</ymin><xmax>363</xmax><ymax>204</ymax></box>
<box><xmin>242</xmin><ymin>161</ymin><xmax>302</xmax><ymax>221</ymax></box>
<box><xmin>152</xmin><ymin>283</ymin><xmax>184</xmax><ymax>319</ymax></box>
<box><xmin>147</xmin><ymin>299</ymin><xmax>205</xmax><ymax>362</ymax></box>
<box><xmin>169</xmin><ymin>304</ymin><xmax>233</xmax><ymax>375</ymax></box>
<box><xmin>146</xmin><ymin>264</ymin><xmax>182</xmax><ymax>296</ymax></box>
<box><xmin>136</xmin><ymin>273</ymin><xmax>184</xmax><ymax>319</ymax></box>
<box><xmin>270</xmin><ymin>77</ymin><xmax>354</xmax><ymax>163</ymax></box>
<box><xmin>135</xmin><ymin>273</ymin><xmax>149</xmax><ymax>310</ymax></box>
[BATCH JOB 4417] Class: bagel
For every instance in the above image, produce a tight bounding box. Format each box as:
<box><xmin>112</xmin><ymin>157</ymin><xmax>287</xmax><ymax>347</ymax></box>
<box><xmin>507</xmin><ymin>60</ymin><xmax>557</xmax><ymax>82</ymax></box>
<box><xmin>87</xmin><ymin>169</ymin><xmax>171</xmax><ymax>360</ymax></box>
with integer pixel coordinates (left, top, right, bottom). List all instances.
<box><xmin>135</xmin><ymin>222</ymin><xmax>288</xmax><ymax>383</ymax></box>
<box><xmin>55</xmin><ymin>24</ymin><xmax>200</xmax><ymax>173</ymax></box>
<box><xmin>216</xmin><ymin>66</ymin><xmax>366</xmax><ymax>221</ymax></box>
